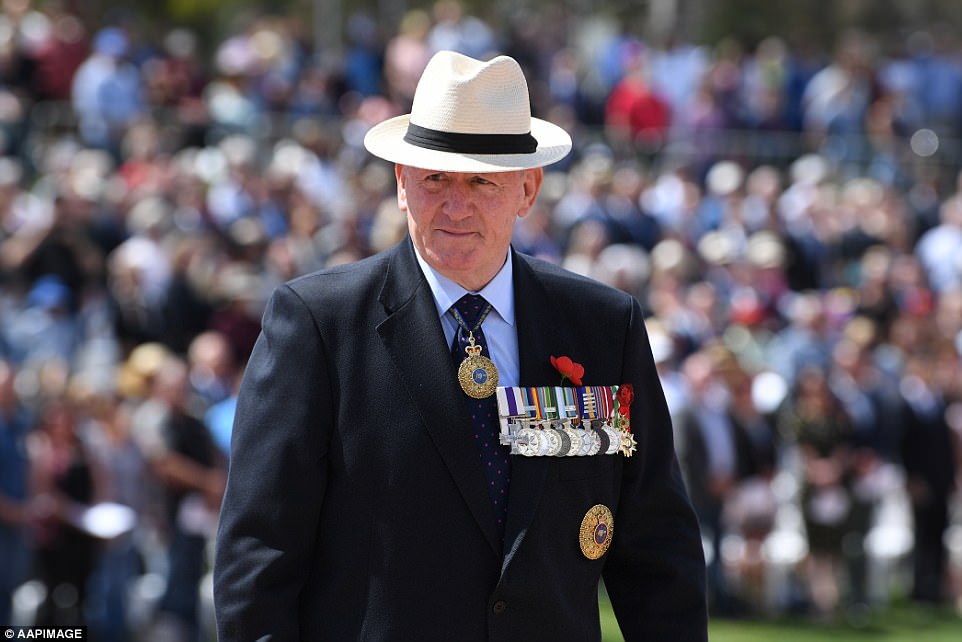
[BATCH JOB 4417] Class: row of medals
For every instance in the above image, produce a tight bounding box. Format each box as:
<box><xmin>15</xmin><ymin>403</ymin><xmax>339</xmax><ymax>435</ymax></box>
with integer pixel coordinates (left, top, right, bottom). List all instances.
<box><xmin>501</xmin><ymin>420</ymin><xmax>632</xmax><ymax>458</ymax></box>
<box><xmin>459</xmin><ymin>339</ymin><xmax>637</xmax><ymax>458</ymax></box>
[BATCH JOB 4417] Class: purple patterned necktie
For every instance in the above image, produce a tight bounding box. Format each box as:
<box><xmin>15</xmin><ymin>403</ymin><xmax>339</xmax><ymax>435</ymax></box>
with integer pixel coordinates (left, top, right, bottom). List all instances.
<box><xmin>450</xmin><ymin>294</ymin><xmax>511</xmax><ymax>535</ymax></box>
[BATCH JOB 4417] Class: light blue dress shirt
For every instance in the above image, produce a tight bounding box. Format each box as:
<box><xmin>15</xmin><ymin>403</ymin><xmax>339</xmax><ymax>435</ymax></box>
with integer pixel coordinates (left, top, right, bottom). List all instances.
<box><xmin>413</xmin><ymin>247</ymin><xmax>521</xmax><ymax>387</ymax></box>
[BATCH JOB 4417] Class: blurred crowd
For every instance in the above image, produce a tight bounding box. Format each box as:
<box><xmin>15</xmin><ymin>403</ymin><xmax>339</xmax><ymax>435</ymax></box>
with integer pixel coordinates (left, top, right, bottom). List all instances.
<box><xmin>0</xmin><ymin>0</ymin><xmax>961</xmax><ymax>638</ymax></box>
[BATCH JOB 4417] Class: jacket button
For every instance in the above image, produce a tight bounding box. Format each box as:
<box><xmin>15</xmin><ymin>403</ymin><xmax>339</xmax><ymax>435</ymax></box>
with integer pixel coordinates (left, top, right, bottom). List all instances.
<box><xmin>492</xmin><ymin>600</ymin><xmax>507</xmax><ymax>614</ymax></box>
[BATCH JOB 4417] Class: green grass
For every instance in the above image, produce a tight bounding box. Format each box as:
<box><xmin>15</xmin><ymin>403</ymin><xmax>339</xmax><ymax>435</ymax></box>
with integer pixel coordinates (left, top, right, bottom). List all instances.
<box><xmin>599</xmin><ymin>594</ymin><xmax>962</xmax><ymax>641</ymax></box>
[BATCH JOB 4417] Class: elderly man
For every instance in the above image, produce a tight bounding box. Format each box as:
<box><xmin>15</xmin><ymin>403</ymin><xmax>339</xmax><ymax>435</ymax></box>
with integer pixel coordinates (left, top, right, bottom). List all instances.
<box><xmin>214</xmin><ymin>50</ymin><xmax>706</xmax><ymax>641</ymax></box>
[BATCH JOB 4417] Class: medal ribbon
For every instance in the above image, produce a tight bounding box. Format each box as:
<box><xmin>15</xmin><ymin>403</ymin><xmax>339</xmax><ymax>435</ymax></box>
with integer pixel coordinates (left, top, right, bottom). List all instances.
<box><xmin>557</xmin><ymin>387</ymin><xmax>573</xmax><ymax>420</ymax></box>
<box><xmin>522</xmin><ymin>387</ymin><xmax>543</xmax><ymax>420</ymax></box>
<box><xmin>541</xmin><ymin>386</ymin><xmax>558</xmax><ymax>418</ymax></box>
<box><xmin>497</xmin><ymin>386</ymin><xmax>526</xmax><ymax>418</ymax></box>
<box><xmin>576</xmin><ymin>387</ymin><xmax>597</xmax><ymax>420</ymax></box>
<box><xmin>449</xmin><ymin>301</ymin><xmax>493</xmax><ymax>350</ymax></box>
<box><xmin>497</xmin><ymin>386</ymin><xmax>619</xmax><ymax>422</ymax></box>
<box><xmin>598</xmin><ymin>386</ymin><xmax>615</xmax><ymax>419</ymax></box>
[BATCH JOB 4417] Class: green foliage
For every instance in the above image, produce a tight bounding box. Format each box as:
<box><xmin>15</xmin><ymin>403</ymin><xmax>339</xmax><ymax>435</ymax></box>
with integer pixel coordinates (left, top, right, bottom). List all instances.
<box><xmin>165</xmin><ymin>0</ymin><xmax>226</xmax><ymax>22</ymax></box>
<box><xmin>599</xmin><ymin>593</ymin><xmax>962</xmax><ymax>642</ymax></box>
<box><xmin>698</xmin><ymin>0</ymin><xmax>962</xmax><ymax>50</ymax></box>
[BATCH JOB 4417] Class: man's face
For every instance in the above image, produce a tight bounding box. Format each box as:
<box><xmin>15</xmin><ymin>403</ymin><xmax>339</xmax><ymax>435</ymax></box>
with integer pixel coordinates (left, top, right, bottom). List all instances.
<box><xmin>397</xmin><ymin>164</ymin><xmax>543</xmax><ymax>291</ymax></box>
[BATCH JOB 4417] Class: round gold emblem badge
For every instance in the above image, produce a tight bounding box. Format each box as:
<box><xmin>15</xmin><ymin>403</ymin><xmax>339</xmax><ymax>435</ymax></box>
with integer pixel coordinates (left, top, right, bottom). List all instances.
<box><xmin>457</xmin><ymin>352</ymin><xmax>499</xmax><ymax>399</ymax></box>
<box><xmin>579</xmin><ymin>504</ymin><xmax>614</xmax><ymax>560</ymax></box>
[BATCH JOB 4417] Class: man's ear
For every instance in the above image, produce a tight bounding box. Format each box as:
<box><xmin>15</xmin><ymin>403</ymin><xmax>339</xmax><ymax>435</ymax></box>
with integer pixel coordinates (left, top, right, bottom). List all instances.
<box><xmin>395</xmin><ymin>164</ymin><xmax>408</xmax><ymax>213</ymax></box>
<box><xmin>517</xmin><ymin>167</ymin><xmax>544</xmax><ymax>219</ymax></box>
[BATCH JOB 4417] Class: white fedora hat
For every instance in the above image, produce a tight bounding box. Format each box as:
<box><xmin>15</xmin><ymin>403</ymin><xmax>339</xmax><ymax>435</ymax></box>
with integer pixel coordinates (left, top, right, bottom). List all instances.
<box><xmin>364</xmin><ymin>50</ymin><xmax>572</xmax><ymax>172</ymax></box>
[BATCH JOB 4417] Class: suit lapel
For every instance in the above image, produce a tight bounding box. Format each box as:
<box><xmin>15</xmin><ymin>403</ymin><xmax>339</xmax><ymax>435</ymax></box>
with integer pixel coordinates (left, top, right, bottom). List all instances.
<box><xmin>501</xmin><ymin>251</ymin><xmax>559</xmax><ymax>572</ymax></box>
<box><xmin>376</xmin><ymin>240</ymin><xmax>501</xmax><ymax>555</ymax></box>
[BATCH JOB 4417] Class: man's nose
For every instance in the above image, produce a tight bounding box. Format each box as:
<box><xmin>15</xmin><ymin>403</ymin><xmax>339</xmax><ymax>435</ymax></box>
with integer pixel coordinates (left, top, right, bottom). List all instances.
<box><xmin>442</xmin><ymin>181</ymin><xmax>472</xmax><ymax>219</ymax></box>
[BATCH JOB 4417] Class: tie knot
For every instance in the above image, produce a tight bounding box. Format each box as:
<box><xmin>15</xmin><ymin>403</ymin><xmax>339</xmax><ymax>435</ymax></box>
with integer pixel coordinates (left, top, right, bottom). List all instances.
<box><xmin>452</xmin><ymin>294</ymin><xmax>489</xmax><ymax>329</ymax></box>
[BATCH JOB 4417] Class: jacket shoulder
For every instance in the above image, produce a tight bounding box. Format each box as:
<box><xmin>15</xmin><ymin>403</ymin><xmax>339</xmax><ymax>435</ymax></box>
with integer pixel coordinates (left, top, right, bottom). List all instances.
<box><xmin>284</xmin><ymin>249</ymin><xmax>392</xmax><ymax>303</ymax></box>
<box><xmin>516</xmin><ymin>251</ymin><xmax>636</xmax><ymax>310</ymax></box>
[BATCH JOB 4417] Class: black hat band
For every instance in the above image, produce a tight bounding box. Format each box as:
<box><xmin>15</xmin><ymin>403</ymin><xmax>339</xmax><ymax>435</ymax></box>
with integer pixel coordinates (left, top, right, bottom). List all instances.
<box><xmin>404</xmin><ymin>123</ymin><xmax>538</xmax><ymax>155</ymax></box>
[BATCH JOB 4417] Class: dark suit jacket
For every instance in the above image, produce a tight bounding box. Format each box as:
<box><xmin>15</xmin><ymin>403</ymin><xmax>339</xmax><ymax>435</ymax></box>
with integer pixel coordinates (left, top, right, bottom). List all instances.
<box><xmin>214</xmin><ymin>238</ymin><xmax>707</xmax><ymax>641</ymax></box>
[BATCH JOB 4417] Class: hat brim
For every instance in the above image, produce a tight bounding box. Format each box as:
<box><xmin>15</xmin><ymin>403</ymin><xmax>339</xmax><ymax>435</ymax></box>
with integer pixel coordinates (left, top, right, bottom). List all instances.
<box><xmin>364</xmin><ymin>115</ymin><xmax>572</xmax><ymax>172</ymax></box>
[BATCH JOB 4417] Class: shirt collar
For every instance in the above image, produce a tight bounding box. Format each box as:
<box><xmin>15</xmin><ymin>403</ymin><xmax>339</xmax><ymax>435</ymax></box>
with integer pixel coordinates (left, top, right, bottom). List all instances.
<box><xmin>413</xmin><ymin>245</ymin><xmax>516</xmax><ymax>327</ymax></box>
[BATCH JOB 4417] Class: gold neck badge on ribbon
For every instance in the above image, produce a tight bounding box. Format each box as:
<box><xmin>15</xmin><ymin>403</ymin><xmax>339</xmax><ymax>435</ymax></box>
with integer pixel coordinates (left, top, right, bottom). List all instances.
<box><xmin>458</xmin><ymin>332</ymin><xmax>499</xmax><ymax>399</ymax></box>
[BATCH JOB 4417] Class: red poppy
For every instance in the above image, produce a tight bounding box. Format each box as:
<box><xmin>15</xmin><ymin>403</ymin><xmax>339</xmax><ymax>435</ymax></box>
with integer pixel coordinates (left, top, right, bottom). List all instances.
<box><xmin>550</xmin><ymin>355</ymin><xmax>584</xmax><ymax>386</ymax></box>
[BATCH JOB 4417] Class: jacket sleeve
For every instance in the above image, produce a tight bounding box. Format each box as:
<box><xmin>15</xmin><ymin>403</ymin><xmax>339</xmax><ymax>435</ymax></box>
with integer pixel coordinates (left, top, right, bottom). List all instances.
<box><xmin>214</xmin><ymin>284</ymin><xmax>333</xmax><ymax>641</ymax></box>
<box><xmin>602</xmin><ymin>295</ymin><xmax>708</xmax><ymax>641</ymax></box>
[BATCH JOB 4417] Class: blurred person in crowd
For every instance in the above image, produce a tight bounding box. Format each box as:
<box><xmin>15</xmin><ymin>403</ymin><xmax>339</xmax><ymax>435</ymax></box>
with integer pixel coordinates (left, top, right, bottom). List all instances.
<box><xmin>28</xmin><ymin>398</ymin><xmax>106</xmax><ymax>627</ymax></box>
<box><xmin>775</xmin><ymin>155</ymin><xmax>832</xmax><ymax>292</ymax></box>
<box><xmin>0</xmin><ymin>157</ymin><xmax>53</xmax><ymax>273</ymax></box>
<box><xmin>898</xmin><ymin>351</ymin><xmax>959</xmax><ymax>604</ymax></box>
<box><xmin>3</xmin><ymin>275</ymin><xmax>80</xmax><ymax>368</ymax></box>
<box><xmin>694</xmin><ymin>160</ymin><xmax>745</xmax><ymax>243</ymax></box>
<box><xmin>547</xmin><ymin>47</ymin><xmax>591</xmax><ymax>125</ymax></box>
<box><xmin>886</xmin><ymin>252</ymin><xmax>935</xmax><ymax>322</ymax></box>
<box><xmin>827</xmin><ymin>333</ymin><xmax>898</xmax><ymax>607</ymax></box>
<box><xmin>75</xmin><ymin>385</ymin><xmax>145</xmax><ymax>642</ymax></box>
<box><xmin>561</xmin><ymin>217</ymin><xmax>610</xmax><ymax>278</ymax></box>
<box><xmin>552</xmin><ymin>153</ymin><xmax>612</xmax><ymax>231</ymax></box>
<box><xmin>915</xmin><ymin>183</ymin><xmax>962</xmax><ymax>295</ymax></box>
<box><xmin>909</xmin><ymin>26</ymin><xmax>962</xmax><ymax>139</ymax></box>
<box><xmin>801</xmin><ymin>30</ymin><xmax>878</xmax><ymax>171</ymax></box>
<box><xmin>287</xmin><ymin>63</ymin><xmax>340</xmax><ymax>123</ymax></box>
<box><xmin>205</xmin><ymin>135</ymin><xmax>260</xmax><ymax>231</ymax></box>
<box><xmin>427</xmin><ymin>0</ymin><xmax>496</xmax><ymax>59</ymax></box>
<box><xmin>740</xmin><ymin>165</ymin><xmax>782</xmax><ymax>234</ymax></box>
<box><xmin>23</xmin><ymin>7</ymin><xmax>88</xmax><ymax>102</ymax></box>
<box><xmin>592</xmin><ymin>243</ymin><xmax>651</xmax><ymax>301</ymax></box>
<box><xmin>703</xmin><ymin>38</ymin><xmax>745</xmax><ymax>130</ymax></box>
<box><xmin>647</xmin><ymin>33</ymin><xmax>710</xmax><ymax>122</ymax></box>
<box><xmin>106</xmin><ymin>195</ymin><xmax>175</xmax><ymax>347</ymax></box>
<box><xmin>141</xmin><ymin>28</ymin><xmax>207</xmax><ymax>110</ymax></box>
<box><xmin>157</xmin><ymin>238</ymin><xmax>214</xmax><ymax>356</ymax></box>
<box><xmin>186</xmin><ymin>331</ymin><xmax>237</xmax><ymax>409</ymax></box>
<box><xmin>3</xmin><ymin>181</ymin><xmax>107</xmax><ymax>304</ymax></box>
<box><xmin>934</xmin><ymin>265</ymin><xmax>962</xmax><ymax>320</ymax></box>
<box><xmin>606</xmin><ymin>161</ymin><xmax>662</xmax><ymax>251</ymax></box>
<box><xmin>675</xmin><ymin>345</ymin><xmax>759</xmax><ymax>615</ymax></box>
<box><xmin>739</xmin><ymin>36</ymin><xmax>791</xmax><ymax>132</ymax></box>
<box><xmin>0</xmin><ymin>47</ymin><xmax>28</xmax><ymax>157</ymax></box>
<box><xmin>734</xmin><ymin>231</ymin><xmax>790</xmax><ymax>331</ymax></box>
<box><xmin>853</xmin><ymin>246</ymin><xmax>900</xmax><ymax>334</ymax></box>
<box><xmin>114</xmin><ymin>119</ymin><xmax>170</xmax><ymax>201</ymax></box>
<box><xmin>765</xmin><ymin>291</ymin><xmax>832</xmax><ymax>386</ymax></box>
<box><xmin>116</xmin><ymin>342</ymin><xmax>172</xmax><ymax>407</ymax></box>
<box><xmin>604</xmin><ymin>46</ymin><xmax>671</xmax><ymax>156</ymax></box>
<box><xmin>647</xmin><ymin>320</ymin><xmax>689</xmax><ymax>423</ymax></box>
<box><xmin>639</xmin><ymin>165</ymin><xmax>701</xmax><ymax>237</ymax></box>
<box><xmin>204</xmin><ymin>377</ymin><xmax>239</xmax><ymax>460</ymax></box>
<box><xmin>71</xmin><ymin>26</ymin><xmax>144</xmax><ymax>160</ymax></box>
<box><xmin>510</xmin><ymin>194</ymin><xmax>563</xmax><ymax>264</ymax></box>
<box><xmin>343</xmin><ymin>11</ymin><xmax>383</xmax><ymax>99</ymax></box>
<box><xmin>133</xmin><ymin>355</ymin><xmax>224</xmax><ymax>642</ymax></box>
<box><xmin>206</xmin><ymin>262</ymin><xmax>266</xmax><ymax>365</ymax></box>
<box><xmin>0</xmin><ymin>359</ymin><xmax>33</xmax><ymax>625</ymax></box>
<box><xmin>205</xmin><ymin>34</ymin><xmax>261</xmax><ymax>139</ymax></box>
<box><xmin>725</xmin><ymin>365</ymin><xmax>778</xmax><ymax>479</ymax></box>
<box><xmin>776</xmin><ymin>366</ymin><xmax>857</xmax><ymax>618</ymax></box>
<box><xmin>673</xmin><ymin>81</ymin><xmax>728</xmax><ymax>182</ymax></box>
<box><xmin>830</xmin><ymin>326</ymin><xmax>902</xmax><ymax>458</ymax></box>
<box><xmin>644</xmin><ymin>243</ymin><xmax>702</xmax><ymax>349</ymax></box>
<box><xmin>719</xmin><ymin>364</ymin><xmax>779</xmax><ymax>610</ymax></box>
